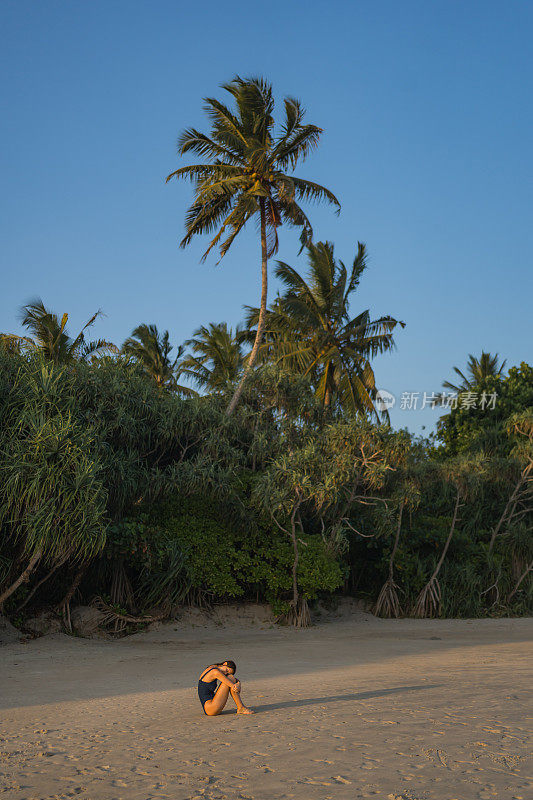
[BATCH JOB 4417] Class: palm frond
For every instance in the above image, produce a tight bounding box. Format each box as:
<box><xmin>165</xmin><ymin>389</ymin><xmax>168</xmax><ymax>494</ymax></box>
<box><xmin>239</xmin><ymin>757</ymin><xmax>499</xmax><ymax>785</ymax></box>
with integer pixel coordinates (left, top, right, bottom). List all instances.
<box><xmin>177</xmin><ymin>129</ymin><xmax>244</xmax><ymax>164</ymax></box>
<box><xmin>291</xmin><ymin>177</ymin><xmax>340</xmax><ymax>212</ymax></box>
<box><xmin>274</xmin><ymin>122</ymin><xmax>322</xmax><ymax>167</ymax></box>
<box><xmin>344</xmin><ymin>242</ymin><xmax>368</xmax><ymax>301</ymax></box>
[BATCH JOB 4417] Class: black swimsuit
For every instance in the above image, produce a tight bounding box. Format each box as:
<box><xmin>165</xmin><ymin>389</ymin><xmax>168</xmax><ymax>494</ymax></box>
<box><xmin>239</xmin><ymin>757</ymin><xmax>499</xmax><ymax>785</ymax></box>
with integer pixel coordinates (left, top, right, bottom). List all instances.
<box><xmin>198</xmin><ymin>668</ymin><xmax>219</xmax><ymax>714</ymax></box>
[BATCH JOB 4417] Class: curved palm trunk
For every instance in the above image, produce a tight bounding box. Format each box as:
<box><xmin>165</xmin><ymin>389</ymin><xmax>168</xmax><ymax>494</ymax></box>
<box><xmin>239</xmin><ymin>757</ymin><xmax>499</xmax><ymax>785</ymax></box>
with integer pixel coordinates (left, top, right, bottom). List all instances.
<box><xmin>226</xmin><ymin>199</ymin><xmax>268</xmax><ymax>415</ymax></box>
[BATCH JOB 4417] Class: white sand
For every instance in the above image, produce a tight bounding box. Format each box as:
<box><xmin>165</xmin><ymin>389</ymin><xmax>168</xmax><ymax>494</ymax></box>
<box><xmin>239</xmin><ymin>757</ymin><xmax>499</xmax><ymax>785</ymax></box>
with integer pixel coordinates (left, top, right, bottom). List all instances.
<box><xmin>1</xmin><ymin>604</ymin><xmax>531</xmax><ymax>800</ymax></box>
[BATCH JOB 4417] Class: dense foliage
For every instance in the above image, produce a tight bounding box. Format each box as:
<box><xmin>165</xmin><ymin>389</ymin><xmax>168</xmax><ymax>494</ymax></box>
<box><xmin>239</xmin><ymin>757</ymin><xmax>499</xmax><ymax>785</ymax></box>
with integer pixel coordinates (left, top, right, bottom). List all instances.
<box><xmin>437</xmin><ymin>362</ymin><xmax>533</xmax><ymax>456</ymax></box>
<box><xmin>0</xmin><ymin>347</ymin><xmax>531</xmax><ymax>628</ymax></box>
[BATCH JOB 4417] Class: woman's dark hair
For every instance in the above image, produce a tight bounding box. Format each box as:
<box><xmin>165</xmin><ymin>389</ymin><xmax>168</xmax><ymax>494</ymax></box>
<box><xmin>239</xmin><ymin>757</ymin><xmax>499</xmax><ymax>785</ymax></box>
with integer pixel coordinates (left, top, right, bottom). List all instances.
<box><xmin>217</xmin><ymin>660</ymin><xmax>236</xmax><ymax>673</ymax></box>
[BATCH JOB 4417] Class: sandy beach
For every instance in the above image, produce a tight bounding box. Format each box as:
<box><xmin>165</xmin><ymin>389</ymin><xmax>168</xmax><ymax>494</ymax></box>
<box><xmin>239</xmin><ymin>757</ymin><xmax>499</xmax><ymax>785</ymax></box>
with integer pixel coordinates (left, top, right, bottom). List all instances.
<box><xmin>1</xmin><ymin>604</ymin><xmax>532</xmax><ymax>800</ymax></box>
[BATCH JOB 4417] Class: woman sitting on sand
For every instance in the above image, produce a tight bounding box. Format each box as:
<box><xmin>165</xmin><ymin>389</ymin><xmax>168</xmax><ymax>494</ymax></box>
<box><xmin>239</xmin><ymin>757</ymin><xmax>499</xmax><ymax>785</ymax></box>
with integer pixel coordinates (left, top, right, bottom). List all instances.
<box><xmin>198</xmin><ymin>661</ymin><xmax>254</xmax><ymax>716</ymax></box>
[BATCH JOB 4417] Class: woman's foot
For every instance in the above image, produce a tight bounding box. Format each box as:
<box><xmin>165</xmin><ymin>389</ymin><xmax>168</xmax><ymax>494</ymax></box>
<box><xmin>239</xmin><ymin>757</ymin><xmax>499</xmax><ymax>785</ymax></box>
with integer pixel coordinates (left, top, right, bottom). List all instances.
<box><xmin>237</xmin><ymin>706</ymin><xmax>254</xmax><ymax>714</ymax></box>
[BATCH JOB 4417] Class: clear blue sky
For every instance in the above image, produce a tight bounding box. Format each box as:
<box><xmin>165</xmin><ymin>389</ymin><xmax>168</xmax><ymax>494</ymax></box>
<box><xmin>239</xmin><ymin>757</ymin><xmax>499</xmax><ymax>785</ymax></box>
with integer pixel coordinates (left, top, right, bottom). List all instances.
<box><xmin>1</xmin><ymin>0</ymin><xmax>532</xmax><ymax>433</ymax></box>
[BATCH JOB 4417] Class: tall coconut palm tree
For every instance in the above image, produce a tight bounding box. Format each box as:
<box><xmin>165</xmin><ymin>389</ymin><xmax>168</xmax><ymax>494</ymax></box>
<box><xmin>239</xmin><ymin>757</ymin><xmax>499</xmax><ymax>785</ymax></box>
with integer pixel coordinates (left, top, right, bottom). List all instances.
<box><xmin>443</xmin><ymin>352</ymin><xmax>507</xmax><ymax>392</ymax></box>
<box><xmin>177</xmin><ymin>322</ymin><xmax>244</xmax><ymax>393</ymax></box>
<box><xmin>122</xmin><ymin>323</ymin><xmax>191</xmax><ymax>393</ymax></box>
<box><xmin>11</xmin><ymin>299</ymin><xmax>116</xmax><ymax>363</ymax></box>
<box><xmin>245</xmin><ymin>241</ymin><xmax>403</xmax><ymax>419</ymax></box>
<box><xmin>166</xmin><ymin>75</ymin><xmax>340</xmax><ymax>414</ymax></box>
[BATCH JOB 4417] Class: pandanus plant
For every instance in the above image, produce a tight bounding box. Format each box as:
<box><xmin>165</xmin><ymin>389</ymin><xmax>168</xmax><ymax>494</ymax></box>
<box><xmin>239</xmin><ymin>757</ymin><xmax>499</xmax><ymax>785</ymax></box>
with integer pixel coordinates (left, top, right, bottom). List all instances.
<box><xmin>0</xmin><ymin>360</ymin><xmax>107</xmax><ymax>612</ymax></box>
<box><xmin>254</xmin><ymin>449</ymin><xmax>315</xmax><ymax>628</ymax></box>
<box><xmin>488</xmin><ymin>409</ymin><xmax>533</xmax><ymax>554</ymax></box>
<box><xmin>500</xmin><ymin>410</ymin><xmax>533</xmax><ymax>603</ymax></box>
<box><xmin>255</xmin><ymin>420</ymin><xmax>410</xmax><ymax>626</ymax></box>
<box><xmin>413</xmin><ymin>455</ymin><xmax>486</xmax><ymax>618</ymax></box>
<box><xmin>166</xmin><ymin>75</ymin><xmax>340</xmax><ymax>414</ymax></box>
<box><xmin>373</xmin><ymin>478</ymin><xmax>421</xmax><ymax>618</ymax></box>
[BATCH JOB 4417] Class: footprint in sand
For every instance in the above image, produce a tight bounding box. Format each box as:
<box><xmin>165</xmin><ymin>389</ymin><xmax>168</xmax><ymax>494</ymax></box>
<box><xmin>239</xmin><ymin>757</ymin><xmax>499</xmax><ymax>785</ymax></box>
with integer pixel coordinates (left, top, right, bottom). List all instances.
<box><xmin>488</xmin><ymin>752</ymin><xmax>521</xmax><ymax>769</ymax></box>
<box><xmin>422</xmin><ymin>748</ymin><xmax>450</xmax><ymax>768</ymax></box>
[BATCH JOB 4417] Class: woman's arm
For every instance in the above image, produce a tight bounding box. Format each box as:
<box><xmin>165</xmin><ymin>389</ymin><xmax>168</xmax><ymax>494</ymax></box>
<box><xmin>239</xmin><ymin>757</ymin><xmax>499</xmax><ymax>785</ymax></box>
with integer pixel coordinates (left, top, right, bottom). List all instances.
<box><xmin>209</xmin><ymin>668</ymin><xmax>238</xmax><ymax>688</ymax></box>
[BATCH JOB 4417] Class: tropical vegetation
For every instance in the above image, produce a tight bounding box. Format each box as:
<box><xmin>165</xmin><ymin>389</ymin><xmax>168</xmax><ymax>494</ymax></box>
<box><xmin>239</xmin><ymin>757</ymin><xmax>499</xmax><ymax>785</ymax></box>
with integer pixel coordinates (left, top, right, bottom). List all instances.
<box><xmin>245</xmin><ymin>241</ymin><xmax>403</xmax><ymax>418</ymax></box>
<box><xmin>177</xmin><ymin>322</ymin><xmax>244</xmax><ymax>393</ymax></box>
<box><xmin>0</xmin><ymin>75</ymin><xmax>531</xmax><ymax>633</ymax></box>
<box><xmin>0</xmin><ymin>298</ymin><xmax>116</xmax><ymax>363</ymax></box>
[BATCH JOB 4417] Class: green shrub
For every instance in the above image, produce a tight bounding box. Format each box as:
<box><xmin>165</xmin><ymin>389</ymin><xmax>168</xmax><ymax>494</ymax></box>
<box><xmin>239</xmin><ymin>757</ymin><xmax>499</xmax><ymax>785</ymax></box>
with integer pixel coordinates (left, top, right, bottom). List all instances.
<box><xmin>144</xmin><ymin>494</ymin><xmax>343</xmax><ymax>609</ymax></box>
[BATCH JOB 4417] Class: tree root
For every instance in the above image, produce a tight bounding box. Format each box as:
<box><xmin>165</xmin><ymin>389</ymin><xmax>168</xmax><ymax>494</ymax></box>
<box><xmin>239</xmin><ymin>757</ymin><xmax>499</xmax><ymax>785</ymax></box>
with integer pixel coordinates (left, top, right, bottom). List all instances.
<box><xmin>92</xmin><ymin>597</ymin><xmax>170</xmax><ymax>633</ymax></box>
<box><xmin>413</xmin><ymin>577</ymin><xmax>441</xmax><ymax>618</ymax></box>
<box><xmin>374</xmin><ymin>576</ymin><xmax>402</xmax><ymax>618</ymax></box>
<box><xmin>280</xmin><ymin>597</ymin><xmax>311</xmax><ymax>628</ymax></box>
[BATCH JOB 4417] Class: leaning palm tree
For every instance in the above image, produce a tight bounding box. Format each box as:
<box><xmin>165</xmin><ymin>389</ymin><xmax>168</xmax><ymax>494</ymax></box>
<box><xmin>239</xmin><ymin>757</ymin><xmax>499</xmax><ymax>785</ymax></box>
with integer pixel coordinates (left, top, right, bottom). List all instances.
<box><xmin>166</xmin><ymin>75</ymin><xmax>340</xmax><ymax>414</ymax></box>
<box><xmin>245</xmin><ymin>241</ymin><xmax>403</xmax><ymax>419</ymax></box>
<box><xmin>443</xmin><ymin>352</ymin><xmax>507</xmax><ymax>392</ymax></box>
<box><xmin>177</xmin><ymin>322</ymin><xmax>244</xmax><ymax>393</ymax></box>
<box><xmin>122</xmin><ymin>323</ymin><xmax>191</xmax><ymax>393</ymax></box>
<box><xmin>11</xmin><ymin>298</ymin><xmax>116</xmax><ymax>363</ymax></box>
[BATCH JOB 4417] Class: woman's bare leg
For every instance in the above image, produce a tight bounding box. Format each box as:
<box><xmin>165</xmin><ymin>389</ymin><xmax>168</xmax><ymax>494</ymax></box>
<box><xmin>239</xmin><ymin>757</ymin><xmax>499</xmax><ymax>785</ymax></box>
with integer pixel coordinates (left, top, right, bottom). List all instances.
<box><xmin>203</xmin><ymin>683</ymin><xmax>231</xmax><ymax>716</ymax></box>
<box><xmin>231</xmin><ymin>683</ymin><xmax>254</xmax><ymax>714</ymax></box>
<box><xmin>230</xmin><ymin>684</ymin><xmax>246</xmax><ymax>712</ymax></box>
<box><xmin>204</xmin><ymin>682</ymin><xmax>253</xmax><ymax>716</ymax></box>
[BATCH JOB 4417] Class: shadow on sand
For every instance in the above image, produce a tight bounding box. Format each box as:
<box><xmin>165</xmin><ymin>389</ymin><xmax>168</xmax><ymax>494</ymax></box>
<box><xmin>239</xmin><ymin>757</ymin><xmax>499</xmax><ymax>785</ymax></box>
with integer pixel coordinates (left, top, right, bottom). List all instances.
<box><xmin>220</xmin><ymin>683</ymin><xmax>442</xmax><ymax>714</ymax></box>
